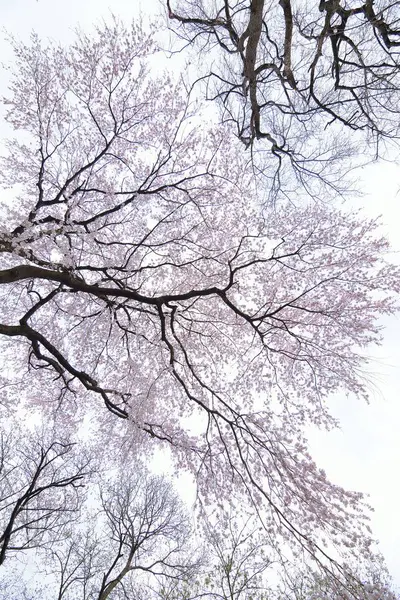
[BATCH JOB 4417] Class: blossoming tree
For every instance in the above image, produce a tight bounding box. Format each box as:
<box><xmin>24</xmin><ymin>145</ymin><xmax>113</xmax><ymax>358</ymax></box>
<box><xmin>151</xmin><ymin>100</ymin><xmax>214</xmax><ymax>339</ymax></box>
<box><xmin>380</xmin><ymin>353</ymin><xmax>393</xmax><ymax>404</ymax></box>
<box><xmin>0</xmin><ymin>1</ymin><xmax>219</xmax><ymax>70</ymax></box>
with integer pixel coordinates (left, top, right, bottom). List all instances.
<box><xmin>0</xmin><ymin>18</ymin><xmax>398</xmax><ymax>595</ymax></box>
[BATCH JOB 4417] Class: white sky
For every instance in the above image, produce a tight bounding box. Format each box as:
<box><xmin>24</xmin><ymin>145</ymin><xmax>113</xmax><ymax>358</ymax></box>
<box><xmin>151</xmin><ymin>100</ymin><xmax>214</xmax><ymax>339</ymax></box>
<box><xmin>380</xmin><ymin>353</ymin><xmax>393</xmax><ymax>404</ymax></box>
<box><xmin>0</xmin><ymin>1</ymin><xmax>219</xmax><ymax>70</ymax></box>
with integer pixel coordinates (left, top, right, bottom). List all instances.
<box><xmin>0</xmin><ymin>0</ymin><xmax>399</xmax><ymax>587</ymax></box>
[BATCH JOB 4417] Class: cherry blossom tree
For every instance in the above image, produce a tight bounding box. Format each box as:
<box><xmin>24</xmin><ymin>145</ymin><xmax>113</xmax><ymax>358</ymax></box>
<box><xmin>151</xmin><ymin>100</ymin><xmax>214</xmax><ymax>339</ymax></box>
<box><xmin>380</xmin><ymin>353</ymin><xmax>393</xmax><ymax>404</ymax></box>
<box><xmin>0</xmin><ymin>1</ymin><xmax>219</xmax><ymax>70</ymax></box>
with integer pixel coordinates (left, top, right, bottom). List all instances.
<box><xmin>0</xmin><ymin>17</ymin><xmax>399</xmax><ymax>594</ymax></box>
<box><xmin>156</xmin><ymin>524</ymin><xmax>400</xmax><ymax>600</ymax></box>
<box><xmin>277</xmin><ymin>560</ymin><xmax>399</xmax><ymax>600</ymax></box>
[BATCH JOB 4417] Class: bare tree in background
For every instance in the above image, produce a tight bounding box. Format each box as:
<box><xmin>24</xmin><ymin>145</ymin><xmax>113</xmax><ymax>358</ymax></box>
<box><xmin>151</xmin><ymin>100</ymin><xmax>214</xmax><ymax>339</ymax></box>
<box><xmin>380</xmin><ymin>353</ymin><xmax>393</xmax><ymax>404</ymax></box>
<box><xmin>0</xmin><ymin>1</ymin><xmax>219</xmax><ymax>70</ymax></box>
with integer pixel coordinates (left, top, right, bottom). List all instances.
<box><xmin>0</xmin><ymin>17</ymin><xmax>399</xmax><ymax>594</ymax></box>
<box><xmin>167</xmin><ymin>0</ymin><xmax>400</xmax><ymax>200</ymax></box>
<box><xmin>25</xmin><ymin>468</ymin><xmax>197</xmax><ymax>600</ymax></box>
<box><xmin>0</xmin><ymin>425</ymin><xmax>88</xmax><ymax>566</ymax></box>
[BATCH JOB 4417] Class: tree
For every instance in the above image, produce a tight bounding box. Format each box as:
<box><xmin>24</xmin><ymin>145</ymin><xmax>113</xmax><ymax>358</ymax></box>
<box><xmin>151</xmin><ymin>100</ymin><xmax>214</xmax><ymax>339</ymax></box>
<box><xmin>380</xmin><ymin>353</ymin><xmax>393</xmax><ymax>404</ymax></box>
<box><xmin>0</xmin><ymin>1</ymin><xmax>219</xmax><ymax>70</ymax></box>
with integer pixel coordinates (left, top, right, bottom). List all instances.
<box><xmin>197</xmin><ymin>510</ymin><xmax>274</xmax><ymax>599</ymax></box>
<box><xmin>93</xmin><ymin>471</ymin><xmax>195</xmax><ymax>600</ymax></box>
<box><xmin>1</xmin><ymin>466</ymin><xmax>197</xmax><ymax>600</ymax></box>
<box><xmin>166</xmin><ymin>0</ymin><xmax>400</xmax><ymax>201</ymax></box>
<box><xmin>0</xmin><ymin>423</ymin><xmax>88</xmax><ymax>566</ymax></box>
<box><xmin>157</xmin><ymin>510</ymin><xmax>274</xmax><ymax>600</ymax></box>
<box><xmin>277</xmin><ymin>559</ymin><xmax>399</xmax><ymax>600</ymax></box>
<box><xmin>0</xmin><ymin>16</ymin><xmax>398</xmax><ymax>593</ymax></box>
<box><xmin>156</xmin><ymin>519</ymin><xmax>400</xmax><ymax>600</ymax></box>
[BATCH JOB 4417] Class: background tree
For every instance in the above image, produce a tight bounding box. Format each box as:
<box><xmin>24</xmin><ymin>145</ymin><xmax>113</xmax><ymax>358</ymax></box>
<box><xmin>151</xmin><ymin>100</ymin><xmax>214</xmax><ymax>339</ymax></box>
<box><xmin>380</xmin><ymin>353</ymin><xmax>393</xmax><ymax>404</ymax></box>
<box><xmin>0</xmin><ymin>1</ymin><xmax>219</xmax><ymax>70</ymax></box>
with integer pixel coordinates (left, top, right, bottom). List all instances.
<box><xmin>200</xmin><ymin>510</ymin><xmax>273</xmax><ymax>600</ymax></box>
<box><xmin>155</xmin><ymin>509</ymin><xmax>274</xmax><ymax>599</ymax></box>
<box><xmin>0</xmin><ymin>16</ymin><xmax>399</xmax><ymax>595</ymax></box>
<box><xmin>151</xmin><ymin>518</ymin><xmax>400</xmax><ymax>600</ymax></box>
<box><xmin>167</xmin><ymin>0</ymin><xmax>400</xmax><ymax>202</ymax></box>
<box><xmin>0</xmin><ymin>466</ymin><xmax>197</xmax><ymax>600</ymax></box>
<box><xmin>93</xmin><ymin>471</ymin><xmax>195</xmax><ymax>600</ymax></box>
<box><xmin>0</xmin><ymin>423</ymin><xmax>88</xmax><ymax>566</ymax></box>
<box><xmin>277</xmin><ymin>559</ymin><xmax>399</xmax><ymax>600</ymax></box>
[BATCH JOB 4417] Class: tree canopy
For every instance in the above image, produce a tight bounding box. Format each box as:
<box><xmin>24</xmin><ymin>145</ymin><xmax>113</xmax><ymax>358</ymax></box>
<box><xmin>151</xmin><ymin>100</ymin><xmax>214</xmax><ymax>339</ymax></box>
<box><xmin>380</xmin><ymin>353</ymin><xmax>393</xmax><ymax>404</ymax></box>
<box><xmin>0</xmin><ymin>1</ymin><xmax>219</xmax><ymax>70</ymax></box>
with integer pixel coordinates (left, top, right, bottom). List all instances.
<box><xmin>0</xmin><ymin>9</ymin><xmax>399</xmax><ymax>599</ymax></box>
<box><xmin>168</xmin><ymin>0</ymin><xmax>400</xmax><ymax>201</ymax></box>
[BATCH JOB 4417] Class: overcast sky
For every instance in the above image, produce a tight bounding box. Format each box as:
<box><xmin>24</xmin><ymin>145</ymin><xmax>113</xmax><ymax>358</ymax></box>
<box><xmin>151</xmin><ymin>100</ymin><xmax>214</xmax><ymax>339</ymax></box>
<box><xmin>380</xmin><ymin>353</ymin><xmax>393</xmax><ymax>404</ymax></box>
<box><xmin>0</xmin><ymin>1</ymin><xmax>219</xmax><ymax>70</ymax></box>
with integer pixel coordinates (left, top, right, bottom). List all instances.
<box><xmin>0</xmin><ymin>0</ymin><xmax>399</xmax><ymax>586</ymax></box>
